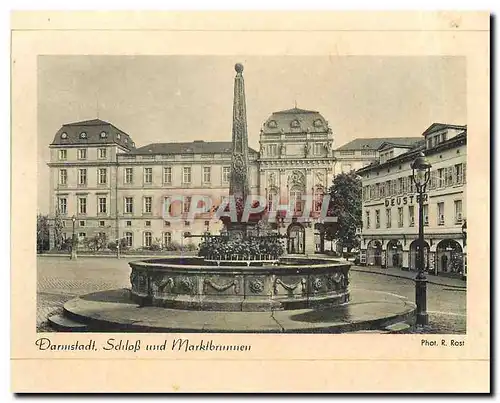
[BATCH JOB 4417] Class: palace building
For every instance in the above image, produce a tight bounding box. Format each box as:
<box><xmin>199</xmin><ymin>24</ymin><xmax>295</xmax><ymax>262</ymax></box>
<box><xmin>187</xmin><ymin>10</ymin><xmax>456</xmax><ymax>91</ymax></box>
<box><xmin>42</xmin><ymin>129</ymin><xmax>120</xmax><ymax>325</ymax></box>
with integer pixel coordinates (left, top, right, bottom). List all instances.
<box><xmin>357</xmin><ymin>123</ymin><xmax>467</xmax><ymax>278</ymax></box>
<box><xmin>47</xmin><ymin>112</ymin><xmax>420</xmax><ymax>254</ymax></box>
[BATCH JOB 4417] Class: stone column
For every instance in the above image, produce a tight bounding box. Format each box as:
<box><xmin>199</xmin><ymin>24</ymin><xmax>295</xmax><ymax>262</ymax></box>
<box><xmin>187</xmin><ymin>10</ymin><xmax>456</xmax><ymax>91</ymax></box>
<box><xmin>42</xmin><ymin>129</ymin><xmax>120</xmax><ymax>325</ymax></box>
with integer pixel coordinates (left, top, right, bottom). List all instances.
<box><xmin>304</xmin><ymin>225</ymin><xmax>316</xmax><ymax>256</ymax></box>
<box><xmin>279</xmin><ymin>169</ymin><xmax>287</xmax><ymax>205</ymax></box>
<box><xmin>402</xmin><ymin>249</ymin><xmax>409</xmax><ymax>270</ymax></box>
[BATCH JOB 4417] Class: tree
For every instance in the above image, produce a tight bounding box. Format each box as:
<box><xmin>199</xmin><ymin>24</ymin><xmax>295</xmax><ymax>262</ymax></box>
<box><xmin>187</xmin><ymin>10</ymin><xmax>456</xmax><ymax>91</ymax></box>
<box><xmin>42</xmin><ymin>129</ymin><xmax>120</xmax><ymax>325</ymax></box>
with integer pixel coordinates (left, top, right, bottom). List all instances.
<box><xmin>36</xmin><ymin>214</ymin><xmax>50</xmax><ymax>253</ymax></box>
<box><xmin>325</xmin><ymin>171</ymin><xmax>362</xmax><ymax>252</ymax></box>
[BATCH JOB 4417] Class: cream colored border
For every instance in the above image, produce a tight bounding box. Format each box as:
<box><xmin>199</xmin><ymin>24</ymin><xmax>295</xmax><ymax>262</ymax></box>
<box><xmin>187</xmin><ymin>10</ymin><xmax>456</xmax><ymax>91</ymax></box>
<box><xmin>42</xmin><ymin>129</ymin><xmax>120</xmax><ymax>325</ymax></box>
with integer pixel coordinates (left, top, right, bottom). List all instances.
<box><xmin>11</xmin><ymin>11</ymin><xmax>490</xmax><ymax>392</ymax></box>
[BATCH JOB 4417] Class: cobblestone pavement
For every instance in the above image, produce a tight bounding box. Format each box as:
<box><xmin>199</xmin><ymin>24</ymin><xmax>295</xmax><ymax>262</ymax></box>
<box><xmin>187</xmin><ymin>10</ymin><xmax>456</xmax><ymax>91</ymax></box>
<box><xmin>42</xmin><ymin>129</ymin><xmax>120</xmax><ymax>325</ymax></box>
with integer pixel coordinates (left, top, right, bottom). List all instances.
<box><xmin>37</xmin><ymin>257</ymin><xmax>466</xmax><ymax>333</ymax></box>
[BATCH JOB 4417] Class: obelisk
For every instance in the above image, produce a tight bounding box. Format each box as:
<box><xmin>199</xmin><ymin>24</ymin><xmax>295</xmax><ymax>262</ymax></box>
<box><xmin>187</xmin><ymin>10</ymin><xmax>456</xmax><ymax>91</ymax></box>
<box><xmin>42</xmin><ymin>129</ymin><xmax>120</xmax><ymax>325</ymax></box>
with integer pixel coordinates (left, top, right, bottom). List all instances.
<box><xmin>229</xmin><ymin>63</ymin><xmax>250</xmax><ymax>201</ymax></box>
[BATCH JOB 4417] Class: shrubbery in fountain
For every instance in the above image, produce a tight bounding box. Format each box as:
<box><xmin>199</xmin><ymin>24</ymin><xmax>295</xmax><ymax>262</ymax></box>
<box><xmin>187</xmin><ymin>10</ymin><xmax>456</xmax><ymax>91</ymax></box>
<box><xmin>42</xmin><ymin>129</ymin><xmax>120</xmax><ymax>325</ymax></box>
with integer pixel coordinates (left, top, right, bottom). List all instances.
<box><xmin>198</xmin><ymin>235</ymin><xmax>284</xmax><ymax>260</ymax></box>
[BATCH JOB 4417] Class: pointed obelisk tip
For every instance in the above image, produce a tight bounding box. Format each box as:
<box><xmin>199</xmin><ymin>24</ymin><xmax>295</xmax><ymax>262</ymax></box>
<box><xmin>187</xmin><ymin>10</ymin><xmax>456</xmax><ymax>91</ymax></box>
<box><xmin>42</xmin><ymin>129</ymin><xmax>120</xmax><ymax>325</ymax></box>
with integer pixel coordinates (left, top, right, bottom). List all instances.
<box><xmin>235</xmin><ymin>63</ymin><xmax>244</xmax><ymax>73</ymax></box>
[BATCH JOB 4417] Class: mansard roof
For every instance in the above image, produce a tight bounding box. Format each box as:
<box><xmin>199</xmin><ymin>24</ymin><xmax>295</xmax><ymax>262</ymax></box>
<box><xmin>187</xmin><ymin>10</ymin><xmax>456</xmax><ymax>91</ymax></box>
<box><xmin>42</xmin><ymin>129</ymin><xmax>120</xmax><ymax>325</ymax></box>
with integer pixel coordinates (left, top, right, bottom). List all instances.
<box><xmin>50</xmin><ymin>118</ymin><xmax>136</xmax><ymax>150</ymax></box>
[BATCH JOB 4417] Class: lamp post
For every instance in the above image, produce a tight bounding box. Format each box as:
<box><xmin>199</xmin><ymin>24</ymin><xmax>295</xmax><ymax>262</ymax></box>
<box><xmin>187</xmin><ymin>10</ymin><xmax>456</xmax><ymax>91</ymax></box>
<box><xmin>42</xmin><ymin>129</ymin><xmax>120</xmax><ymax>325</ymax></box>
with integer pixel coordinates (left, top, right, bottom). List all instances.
<box><xmin>410</xmin><ymin>152</ymin><xmax>432</xmax><ymax>326</ymax></box>
<box><xmin>70</xmin><ymin>215</ymin><xmax>77</xmax><ymax>260</ymax></box>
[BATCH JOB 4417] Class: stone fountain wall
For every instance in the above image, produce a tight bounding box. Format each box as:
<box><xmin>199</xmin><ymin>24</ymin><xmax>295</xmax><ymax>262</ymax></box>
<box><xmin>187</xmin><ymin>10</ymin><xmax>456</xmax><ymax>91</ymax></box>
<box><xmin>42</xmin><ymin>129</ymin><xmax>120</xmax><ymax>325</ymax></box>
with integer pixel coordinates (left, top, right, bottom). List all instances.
<box><xmin>129</xmin><ymin>257</ymin><xmax>350</xmax><ymax>312</ymax></box>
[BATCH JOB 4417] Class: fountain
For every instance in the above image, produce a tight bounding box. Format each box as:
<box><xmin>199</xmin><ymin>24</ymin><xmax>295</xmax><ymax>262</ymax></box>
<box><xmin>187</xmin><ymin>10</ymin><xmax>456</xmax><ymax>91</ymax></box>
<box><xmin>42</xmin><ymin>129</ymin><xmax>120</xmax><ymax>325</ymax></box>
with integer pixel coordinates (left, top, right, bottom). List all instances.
<box><xmin>49</xmin><ymin>64</ymin><xmax>415</xmax><ymax>333</ymax></box>
<box><xmin>128</xmin><ymin>63</ymin><xmax>350</xmax><ymax>313</ymax></box>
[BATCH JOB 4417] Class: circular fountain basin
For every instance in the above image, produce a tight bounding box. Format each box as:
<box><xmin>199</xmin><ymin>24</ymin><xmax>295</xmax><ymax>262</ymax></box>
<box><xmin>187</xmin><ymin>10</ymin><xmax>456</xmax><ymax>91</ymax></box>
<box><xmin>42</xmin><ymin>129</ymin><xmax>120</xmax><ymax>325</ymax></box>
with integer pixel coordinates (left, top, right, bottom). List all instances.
<box><xmin>129</xmin><ymin>256</ymin><xmax>350</xmax><ymax>312</ymax></box>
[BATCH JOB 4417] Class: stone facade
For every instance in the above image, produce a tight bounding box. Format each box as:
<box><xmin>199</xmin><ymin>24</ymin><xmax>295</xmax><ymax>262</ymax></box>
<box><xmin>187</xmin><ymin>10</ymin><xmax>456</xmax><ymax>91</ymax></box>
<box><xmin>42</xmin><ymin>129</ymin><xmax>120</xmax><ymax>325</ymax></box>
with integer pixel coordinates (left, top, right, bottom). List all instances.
<box><xmin>357</xmin><ymin>123</ymin><xmax>467</xmax><ymax>278</ymax></box>
<box><xmin>47</xmin><ymin>114</ymin><xmax>420</xmax><ymax>253</ymax></box>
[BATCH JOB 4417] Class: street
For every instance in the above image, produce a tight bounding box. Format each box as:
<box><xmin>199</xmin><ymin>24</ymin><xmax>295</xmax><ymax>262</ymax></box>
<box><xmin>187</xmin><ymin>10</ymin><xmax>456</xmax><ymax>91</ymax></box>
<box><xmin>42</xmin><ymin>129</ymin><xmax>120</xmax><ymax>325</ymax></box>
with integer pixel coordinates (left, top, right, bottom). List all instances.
<box><xmin>37</xmin><ymin>257</ymin><xmax>466</xmax><ymax>333</ymax></box>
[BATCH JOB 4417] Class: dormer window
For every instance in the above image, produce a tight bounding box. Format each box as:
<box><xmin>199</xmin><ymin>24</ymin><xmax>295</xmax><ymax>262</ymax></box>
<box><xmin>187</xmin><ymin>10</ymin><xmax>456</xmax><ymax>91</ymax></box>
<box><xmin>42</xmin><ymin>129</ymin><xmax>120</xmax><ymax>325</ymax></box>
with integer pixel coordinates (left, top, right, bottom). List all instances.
<box><xmin>291</xmin><ymin>120</ymin><xmax>300</xmax><ymax>128</ymax></box>
<box><xmin>80</xmin><ymin>132</ymin><xmax>87</xmax><ymax>139</ymax></box>
<box><xmin>313</xmin><ymin>119</ymin><xmax>323</xmax><ymax>128</ymax></box>
<box><xmin>61</xmin><ymin>132</ymin><xmax>68</xmax><ymax>139</ymax></box>
<box><xmin>268</xmin><ymin>120</ymin><xmax>278</xmax><ymax>128</ymax></box>
<box><xmin>117</xmin><ymin>133</ymin><xmax>121</xmax><ymax>140</ymax></box>
<box><xmin>125</xmin><ymin>139</ymin><xmax>128</xmax><ymax>144</ymax></box>
<box><xmin>100</xmin><ymin>131</ymin><xmax>107</xmax><ymax>138</ymax></box>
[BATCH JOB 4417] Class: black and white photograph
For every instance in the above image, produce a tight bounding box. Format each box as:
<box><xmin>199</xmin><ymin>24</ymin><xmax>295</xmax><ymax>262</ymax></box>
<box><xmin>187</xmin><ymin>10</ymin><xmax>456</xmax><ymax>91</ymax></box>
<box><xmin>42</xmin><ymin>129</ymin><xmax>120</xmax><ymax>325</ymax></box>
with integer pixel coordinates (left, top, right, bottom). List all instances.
<box><xmin>36</xmin><ymin>55</ymin><xmax>467</xmax><ymax>334</ymax></box>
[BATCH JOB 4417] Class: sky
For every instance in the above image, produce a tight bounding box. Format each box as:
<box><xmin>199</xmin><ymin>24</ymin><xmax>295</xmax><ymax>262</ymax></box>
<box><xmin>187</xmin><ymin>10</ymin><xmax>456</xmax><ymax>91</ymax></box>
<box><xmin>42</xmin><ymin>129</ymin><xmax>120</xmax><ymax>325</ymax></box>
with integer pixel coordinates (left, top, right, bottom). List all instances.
<box><xmin>37</xmin><ymin>55</ymin><xmax>466</xmax><ymax>214</ymax></box>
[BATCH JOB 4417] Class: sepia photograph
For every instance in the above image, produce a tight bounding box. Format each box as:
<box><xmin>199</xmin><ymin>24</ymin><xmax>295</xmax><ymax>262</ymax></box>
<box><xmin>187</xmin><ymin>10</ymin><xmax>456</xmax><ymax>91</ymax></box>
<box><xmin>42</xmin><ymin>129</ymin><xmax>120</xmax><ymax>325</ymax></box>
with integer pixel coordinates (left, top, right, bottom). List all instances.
<box><xmin>11</xmin><ymin>11</ymin><xmax>489</xmax><ymax>393</ymax></box>
<box><xmin>36</xmin><ymin>55</ymin><xmax>467</xmax><ymax>335</ymax></box>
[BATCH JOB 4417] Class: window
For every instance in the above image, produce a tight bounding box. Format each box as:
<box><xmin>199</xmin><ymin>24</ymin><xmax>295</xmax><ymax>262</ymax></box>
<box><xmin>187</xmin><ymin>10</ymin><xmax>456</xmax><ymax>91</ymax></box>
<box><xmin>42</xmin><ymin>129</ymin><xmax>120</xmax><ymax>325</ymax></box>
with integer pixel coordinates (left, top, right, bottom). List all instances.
<box><xmin>98</xmin><ymin>148</ymin><xmax>107</xmax><ymax>159</ymax></box>
<box><xmin>437</xmin><ymin>202</ymin><xmax>445</xmax><ymax>225</ymax></box>
<box><xmin>375</xmin><ymin>210</ymin><xmax>380</xmax><ymax>228</ymax></box>
<box><xmin>423</xmin><ymin>204</ymin><xmax>429</xmax><ymax>226</ymax></box>
<box><xmin>58</xmin><ymin>198</ymin><xmax>67</xmax><ymax>215</ymax></box>
<box><xmin>125</xmin><ymin>232</ymin><xmax>133</xmax><ymax>247</ymax></box>
<box><xmin>437</xmin><ymin>168</ymin><xmax>445</xmax><ymax>188</ymax></box>
<box><xmin>445</xmin><ymin>167</ymin><xmax>454</xmax><ymax>187</ymax></box>
<box><xmin>100</xmin><ymin>131</ymin><xmax>107</xmax><ymax>139</ymax></box>
<box><xmin>98</xmin><ymin>197</ymin><xmax>107</xmax><ymax>214</ymax></box>
<box><xmin>58</xmin><ymin>149</ymin><xmax>67</xmax><ymax>160</ymax></box>
<box><xmin>182</xmin><ymin>167</ymin><xmax>192</xmax><ymax>184</ymax></box>
<box><xmin>184</xmin><ymin>232</ymin><xmax>191</xmax><ymax>239</ymax></box>
<box><xmin>386</xmin><ymin>208</ymin><xmax>392</xmax><ymax>228</ymax></box>
<box><xmin>78</xmin><ymin>197</ymin><xmax>87</xmax><ymax>215</ymax></box>
<box><xmin>78</xmin><ymin>169</ymin><xmax>87</xmax><ymax>186</ymax></box>
<box><xmin>454</xmin><ymin>200</ymin><xmax>463</xmax><ymax>224</ymax></box>
<box><xmin>267</xmin><ymin>191</ymin><xmax>277</xmax><ymax>212</ymax></box>
<box><xmin>78</xmin><ymin>232</ymin><xmax>86</xmax><ymax>240</ymax></box>
<box><xmin>203</xmin><ymin>167</ymin><xmax>211</xmax><ymax>183</ymax></box>
<box><xmin>144</xmin><ymin>168</ymin><xmax>153</xmax><ymax>184</ymax></box>
<box><xmin>222</xmin><ymin>166</ymin><xmax>230</xmax><ymax>183</ymax></box>
<box><xmin>313</xmin><ymin>188</ymin><xmax>323</xmax><ymax>213</ymax></box>
<box><xmin>408</xmin><ymin>175</ymin><xmax>415</xmax><ymax>193</ymax></box>
<box><xmin>125</xmin><ymin>168</ymin><xmax>134</xmax><ymax>184</ymax></box>
<box><xmin>164</xmin><ymin>221</ymin><xmax>171</xmax><ymax>227</ymax></box>
<box><xmin>408</xmin><ymin>205</ymin><xmax>415</xmax><ymax>227</ymax></box>
<box><xmin>398</xmin><ymin>207</ymin><xmax>404</xmax><ymax>228</ymax></box>
<box><xmin>313</xmin><ymin>143</ymin><xmax>323</xmax><ymax>155</ymax></box>
<box><xmin>98</xmin><ymin>168</ymin><xmax>107</xmax><ymax>185</ymax></box>
<box><xmin>144</xmin><ymin>232</ymin><xmax>152</xmax><ymax>247</ymax></box>
<box><xmin>80</xmin><ymin>132</ymin><xmax>87</xmax><ymax>139</ymax></box>
<box><xmin>144</xmin><ymin>197</ymin><xmax>152</xmax><ymax>214</ymax></box>
<box><xmin>163</xmin><ymin>232</ymin><xmax>172</xmax><ymax>247</ymax></box>
<box><xmin>99</xmin><ymin>220</ymin><xmax>105</xmax><ymax>227</ymax></box>
<box><xmin>125</xmin><ymin>197</ymin><xmax>134</xmax><ymax>214</ymax></box>
<box><xmin>398</xmin><ymin>177</ymin><xmax>404</xmax><ymax>194</ymax></box>
<box><xmin>145</xmin><ymin>220</ymin><xmax>151</xmax><ymax>227</ymax></box>
<box><xmin>366</xmin><ymin>211</ymin><xmax>370</xmax><ymax>229</ymax></box>
<box><xmin>183</xmin><ymin>196</ymin><xmax>191</xmax><ymax>213</ymax></box>
<box><xmin>289</xmin><ymin>189</ymin><xmax>303</xmax><ymax>213</ymax></box>
<box><xmin>163</xmin><ymin>167</ymin><xmax>172</xmax><ymax>184</ymax></box>
<box><xmin>184</xmin><ymin>221</ymin><xmax>190</xmax><ymax>227</ymax></box>
<box><xmin>268</xmin><ymin>144</ymin><xmax>278</xmax><ymax>156</ymax></box>
<box><xmin>59</xmin><ymin>169</ymin><xmax>67</xmax><ymax>185</ymax></box>
<box><xmin>79</xmin><ymin>220</ymin><xmax>85</xmax><ymax>227</ymax></box>
<box><xmin>61</xmin><ymin>132</ymin><xmax>68</xmax><ymax>139</ymax></box>
<box><xmin>454</xmin><ymin>164</ymin><xmax>463</xmax><ymax>184</ymax></box>
<box><xmin>126</xmin><ymin>221</ymin><xmax>132</xmax><ymax>227</ymax></box>
<box><xmin>78</xmin><ymin>149</ymin><xmax>87</xmax><ymax>160</ymax></box>
<box><xmin>442</xmin><ymin>132</ymin><xmax>447</xmax><ymax>142</ymax></box>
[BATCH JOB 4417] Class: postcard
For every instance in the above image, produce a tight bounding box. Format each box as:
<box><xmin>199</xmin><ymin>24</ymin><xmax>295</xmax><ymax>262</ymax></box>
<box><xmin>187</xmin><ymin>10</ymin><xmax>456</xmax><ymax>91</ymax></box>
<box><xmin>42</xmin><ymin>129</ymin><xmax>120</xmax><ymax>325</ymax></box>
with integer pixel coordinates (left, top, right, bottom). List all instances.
<box><xmin>11</xmin><ymin>11</ymin><xmax>490</xmax><ymax>392</ymax></box>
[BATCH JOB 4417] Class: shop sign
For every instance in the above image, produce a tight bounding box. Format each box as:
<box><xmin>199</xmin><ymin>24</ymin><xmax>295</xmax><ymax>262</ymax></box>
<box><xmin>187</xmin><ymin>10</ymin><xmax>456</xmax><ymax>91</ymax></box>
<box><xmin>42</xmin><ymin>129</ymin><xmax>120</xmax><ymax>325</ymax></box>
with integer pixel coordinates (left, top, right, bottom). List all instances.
<box><xmin>385</xmin><ymin>193</ymin><xmax>428</xmax><ymax>207</ymax></box>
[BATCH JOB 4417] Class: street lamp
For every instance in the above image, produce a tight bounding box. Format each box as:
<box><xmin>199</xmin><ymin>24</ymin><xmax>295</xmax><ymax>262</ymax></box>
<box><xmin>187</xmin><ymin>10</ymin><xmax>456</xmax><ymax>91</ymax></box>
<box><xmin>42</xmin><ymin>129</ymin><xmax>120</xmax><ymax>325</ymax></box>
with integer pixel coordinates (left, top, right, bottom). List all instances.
<box><xmin>70</xmin><ymin>215</ymin><xmax>77</xmax><ymax>260</ymax></box>
<box><xmin>410</xmin><ymin>151</ymin><xmax>432</xmax><ymax>327</ymax></box>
